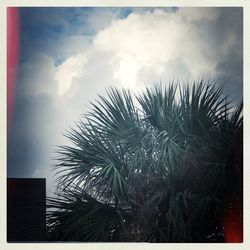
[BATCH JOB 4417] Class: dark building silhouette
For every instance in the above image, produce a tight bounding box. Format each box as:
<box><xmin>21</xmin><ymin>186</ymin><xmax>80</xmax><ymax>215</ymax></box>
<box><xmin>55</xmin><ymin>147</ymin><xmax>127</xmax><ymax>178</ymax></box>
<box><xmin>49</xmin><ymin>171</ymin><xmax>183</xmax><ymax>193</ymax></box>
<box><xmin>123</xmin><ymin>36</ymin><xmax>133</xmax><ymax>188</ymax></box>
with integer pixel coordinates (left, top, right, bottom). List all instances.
<box><xmin>7</xmin><ymin>178</ymin><xmax>46</xmax><ymax>242</ymax></box>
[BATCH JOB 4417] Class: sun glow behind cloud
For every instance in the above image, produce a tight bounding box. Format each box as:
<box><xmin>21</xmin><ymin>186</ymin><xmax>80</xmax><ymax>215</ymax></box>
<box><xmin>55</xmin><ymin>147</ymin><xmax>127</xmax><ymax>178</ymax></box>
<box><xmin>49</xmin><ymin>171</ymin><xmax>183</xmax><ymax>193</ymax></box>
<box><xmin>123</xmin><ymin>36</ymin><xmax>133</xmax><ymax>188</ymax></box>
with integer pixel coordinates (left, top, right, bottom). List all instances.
<box><xmin>54</xmin><ymin>7</ymin><xmax>232</xmax><ymax>95</ymax></box>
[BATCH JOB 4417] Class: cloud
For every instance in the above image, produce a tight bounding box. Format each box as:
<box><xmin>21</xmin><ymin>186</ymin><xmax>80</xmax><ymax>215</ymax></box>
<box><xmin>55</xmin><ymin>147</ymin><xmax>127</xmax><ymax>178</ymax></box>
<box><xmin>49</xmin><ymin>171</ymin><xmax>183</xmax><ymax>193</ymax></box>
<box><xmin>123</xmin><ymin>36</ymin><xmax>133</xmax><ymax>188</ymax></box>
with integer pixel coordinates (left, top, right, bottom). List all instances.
<box><xmin>53</xmin><ymin>7</ymin><xmax>242</xmax><ymax>94</ymax></box>
<box><xmin>55</xmin><ymin>53</ymin><xmax>87</xmax><ymax>95</ymax></box>
<box><xmin>8</xmin><ymin>93</ymin><xmax>57</xmax><ymax>175</ymax></box>
<box><xmin>179</xmin><ymin>7</ymin><xmax>220</xmax><ymax>21</ymax></box>
<box><xmin>8</xmin><ymin>53</ymin><xmax>61</xmax><ymax>195</ymax></box>
<box><xmin>17</xmin><ymin>53</ymin><xmax>57</xmax><ymax>96</ymax></box>
<box><xmin>90</xmin><ymin>7</ymin><xmax>242</xmax><ymax>91</ymax></box>
<box><xmin>8</xmin><ymin>7</ymin><xmax>243</xmax><ymax>196</ymax></box>
<box><xmin>84</xmin><ymin>8</ymin><xmax>122</xmax><ymax>32</ymax></box>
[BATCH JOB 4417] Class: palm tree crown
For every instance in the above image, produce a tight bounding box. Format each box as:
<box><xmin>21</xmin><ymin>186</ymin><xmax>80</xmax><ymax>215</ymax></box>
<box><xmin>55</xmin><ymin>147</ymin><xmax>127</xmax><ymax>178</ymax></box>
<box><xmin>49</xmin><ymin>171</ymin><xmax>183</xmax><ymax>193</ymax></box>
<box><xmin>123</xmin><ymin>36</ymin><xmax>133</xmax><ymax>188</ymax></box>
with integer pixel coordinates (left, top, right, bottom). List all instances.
<box><xmin>47</xmin><ymin>79</ymin><xmax>243</xmax><ymax>242</ymax></box>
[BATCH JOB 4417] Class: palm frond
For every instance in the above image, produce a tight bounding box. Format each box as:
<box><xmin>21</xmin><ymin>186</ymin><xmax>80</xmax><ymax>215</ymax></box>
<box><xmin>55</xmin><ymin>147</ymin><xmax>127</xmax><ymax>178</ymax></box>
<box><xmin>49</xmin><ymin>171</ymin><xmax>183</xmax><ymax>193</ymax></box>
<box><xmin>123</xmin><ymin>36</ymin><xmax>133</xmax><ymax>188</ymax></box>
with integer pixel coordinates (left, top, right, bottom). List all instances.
<box><xmin>49</xmin><ymin>79</ymin><xmax>243</xmax><ymax>242</ymax></box>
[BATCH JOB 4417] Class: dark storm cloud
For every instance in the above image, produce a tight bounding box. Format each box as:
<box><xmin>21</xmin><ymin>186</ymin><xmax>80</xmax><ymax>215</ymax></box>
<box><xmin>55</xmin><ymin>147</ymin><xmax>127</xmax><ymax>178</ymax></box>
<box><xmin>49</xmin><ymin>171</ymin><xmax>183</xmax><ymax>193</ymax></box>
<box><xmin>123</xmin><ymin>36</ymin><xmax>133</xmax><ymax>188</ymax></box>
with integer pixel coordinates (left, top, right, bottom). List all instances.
<box><xmin>7</xmin><ymin>94</ymin><xmax>56</xmax><ymax>177</ymax></box>
<box><xmin>7</xmin><ymin>52</ymin><xmax>60</xmax><ymax>178</ymax></box>
<box><xmin>192</xmin><ymin>7</ymin><xmax>243</xmax><ymax>100</ymax></box>
<box><xmin>214</xmin><ymin>8</ymin><xmax>243</xmax><ymax>100</ymax></box>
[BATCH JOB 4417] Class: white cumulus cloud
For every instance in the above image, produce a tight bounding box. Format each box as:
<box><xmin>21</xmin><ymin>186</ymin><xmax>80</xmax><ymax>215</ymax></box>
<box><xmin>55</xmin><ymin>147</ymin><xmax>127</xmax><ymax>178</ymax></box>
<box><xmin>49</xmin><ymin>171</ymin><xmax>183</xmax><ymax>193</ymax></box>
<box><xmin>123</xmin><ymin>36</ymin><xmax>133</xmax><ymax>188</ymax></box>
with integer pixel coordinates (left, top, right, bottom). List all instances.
<box><xmin>55</xmin><ymin>7</ymin><xmax>242</xmax><ymax>96</ymax></box>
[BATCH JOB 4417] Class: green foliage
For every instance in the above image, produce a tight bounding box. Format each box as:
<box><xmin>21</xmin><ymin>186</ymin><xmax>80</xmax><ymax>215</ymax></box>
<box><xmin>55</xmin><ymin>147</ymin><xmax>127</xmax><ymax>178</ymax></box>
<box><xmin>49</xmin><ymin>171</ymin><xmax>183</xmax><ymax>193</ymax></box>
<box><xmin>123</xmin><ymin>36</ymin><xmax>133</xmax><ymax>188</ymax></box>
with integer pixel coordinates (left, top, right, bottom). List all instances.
<box><xmin>47</xmin><ymin>79</ymin><xmax>243</xmax><ymax>242</ymax></box>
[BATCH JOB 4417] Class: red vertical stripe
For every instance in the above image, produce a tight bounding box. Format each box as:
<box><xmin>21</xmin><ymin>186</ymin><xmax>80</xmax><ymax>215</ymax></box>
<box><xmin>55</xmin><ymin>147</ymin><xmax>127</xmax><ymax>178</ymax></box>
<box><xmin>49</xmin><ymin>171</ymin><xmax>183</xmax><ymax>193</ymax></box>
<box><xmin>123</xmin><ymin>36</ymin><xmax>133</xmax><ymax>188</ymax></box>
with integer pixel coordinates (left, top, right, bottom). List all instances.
<box><xmin>7</xmin><ymin>7</ymin><xmax>20</xmax><ymax>135</ymax></box>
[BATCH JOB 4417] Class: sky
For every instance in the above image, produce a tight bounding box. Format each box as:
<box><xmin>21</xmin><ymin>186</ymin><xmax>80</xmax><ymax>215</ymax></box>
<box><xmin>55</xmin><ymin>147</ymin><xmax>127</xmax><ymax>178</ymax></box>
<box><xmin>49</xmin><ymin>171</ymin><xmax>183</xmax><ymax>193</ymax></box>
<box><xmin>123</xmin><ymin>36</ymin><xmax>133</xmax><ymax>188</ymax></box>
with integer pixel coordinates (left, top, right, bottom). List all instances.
<box><xmin>7</xmin><ymin>7</ymin><xmax>243</xmax><ymax>196</ymax></box>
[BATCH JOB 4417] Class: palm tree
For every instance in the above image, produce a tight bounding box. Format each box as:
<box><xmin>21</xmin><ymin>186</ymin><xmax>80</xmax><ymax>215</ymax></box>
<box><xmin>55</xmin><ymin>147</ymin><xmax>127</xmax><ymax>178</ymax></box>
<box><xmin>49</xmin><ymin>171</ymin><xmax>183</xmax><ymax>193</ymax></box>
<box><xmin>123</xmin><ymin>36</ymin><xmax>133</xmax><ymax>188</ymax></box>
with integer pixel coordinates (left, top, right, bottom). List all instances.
<box><xmin>46</xmin><ymin>79</ymin><xmax>243</xmax><ymax>242</ymax></box>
